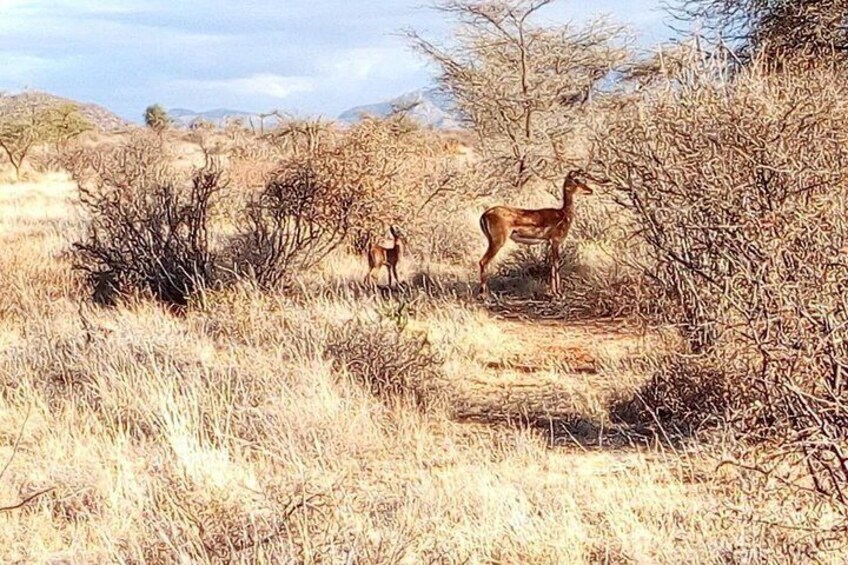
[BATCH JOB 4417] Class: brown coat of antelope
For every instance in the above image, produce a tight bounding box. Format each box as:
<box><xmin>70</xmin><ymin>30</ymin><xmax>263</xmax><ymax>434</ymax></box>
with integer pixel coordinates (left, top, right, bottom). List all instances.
<box><xmin>478</xmin><ymin>170</ymin><xmax>593</xmax><ymax>297</ymax></box>
<box><xmin>364</xmin><ymin>226</ymin><xmax>405</xmax><ymax>287</ymax></box>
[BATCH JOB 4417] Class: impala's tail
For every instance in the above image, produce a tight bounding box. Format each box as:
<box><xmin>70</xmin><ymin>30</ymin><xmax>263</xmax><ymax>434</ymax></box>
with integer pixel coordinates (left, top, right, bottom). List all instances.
<box><xmin>479</xmin><ymin>211</ymin><xmax>492</xmax><ymax>242</ymax></box>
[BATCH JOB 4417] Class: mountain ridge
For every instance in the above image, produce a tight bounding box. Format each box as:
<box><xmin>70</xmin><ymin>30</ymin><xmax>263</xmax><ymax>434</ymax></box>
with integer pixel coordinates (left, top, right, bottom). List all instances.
<box><xmin>167</xmin><ymin>107</ymin><xmax>285</xmax><ymax>128</ymax></box>
<box><xmin>167</xmin><ymin>87</ymin><xmax>463</xmax><ymax>130</ymax></box>
<box><xmin>337</xmin><ymin>87</ymin><xmax>462</xmax><ymax>129</ymax></box>
<box><xmin>0</xmin><ymin>88</ymin><xmax>464</xmax><ymax>132</ymax></box>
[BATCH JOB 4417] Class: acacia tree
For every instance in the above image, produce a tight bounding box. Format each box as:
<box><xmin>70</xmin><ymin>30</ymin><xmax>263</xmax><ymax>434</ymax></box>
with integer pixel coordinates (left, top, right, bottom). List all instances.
<box><xmin>47</xmin><ymin>103</ymin><xmax>91</xmax><ymax>151</ymax></box>
<box><xmin>0</xmin><ymin>102</ymin><xmax>91</xmax><ymax>180</ymax></box>
<box><xmin>409</xmin><ymin>0</ymin><xmax>628</xmax><ymax>192</ymax></box>
<box><xmin>674</xmin><ymin>0</ymin><xmax>848</xmax><ymax>65</ymax></box>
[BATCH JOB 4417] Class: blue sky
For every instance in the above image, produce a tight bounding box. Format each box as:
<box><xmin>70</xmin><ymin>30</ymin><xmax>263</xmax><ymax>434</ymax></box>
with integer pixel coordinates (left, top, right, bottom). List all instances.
<box><xmin>0</xmin><ymin>0</ymin><xmax>671</xmax><ymax>121</ymax></box>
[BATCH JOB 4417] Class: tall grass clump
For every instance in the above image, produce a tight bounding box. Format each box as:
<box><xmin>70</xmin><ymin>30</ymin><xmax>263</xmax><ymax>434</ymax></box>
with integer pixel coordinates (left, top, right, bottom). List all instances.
<box><xmin>326</xmin><ymin>305</ymin><xmax>445</xmax><ymax>409</ymax></box>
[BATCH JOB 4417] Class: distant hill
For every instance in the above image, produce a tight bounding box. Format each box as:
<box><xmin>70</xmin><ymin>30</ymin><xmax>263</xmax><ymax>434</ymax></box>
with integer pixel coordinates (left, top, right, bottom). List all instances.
<box><xmin>0</xmin><ymin>90</ymin><xmax>129</xmax><ymax>131</ymax></box>
<box><xmin>168</xmin><ymin>108</ymin><xmax>284</xmax><ymax>129</ymax></box>
<box><xmin>338</xmin><ymin>88</ymin><xmax>463</xmax><ymax>129</ymax></box>
<box><xmin>166</xmin><ymin>88</ymin><xmax>465</xmax><ymax>130</ymax></box>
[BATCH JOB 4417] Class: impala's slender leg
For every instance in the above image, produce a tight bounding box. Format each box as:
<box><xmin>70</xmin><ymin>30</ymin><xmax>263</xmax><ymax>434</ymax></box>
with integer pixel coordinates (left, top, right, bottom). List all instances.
<box><xmin>387</xmin><ymin>264</ymin><xmax>394</xmax><ymax>288</ymax></box>
<box><xmin>391</xmin><ymin>264</ymin><xmax>400</xmax><ymax>288</ymax></box>
<box><xmin>479</xmin><ymin>219</ymin><xmax>507</xmax><ymax>296</ymax></box>
<box><xmin>550</xmin><ymin>240</ymin><xmax>560</xmax><ymax>296</ymax></box>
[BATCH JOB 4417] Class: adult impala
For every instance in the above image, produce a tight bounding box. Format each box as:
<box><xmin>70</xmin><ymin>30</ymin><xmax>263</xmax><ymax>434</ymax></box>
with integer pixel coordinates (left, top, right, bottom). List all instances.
<box><xmin>478</xmin><ymin>170</ymin><xmax>593</xmax><ymax>297</ymax></box>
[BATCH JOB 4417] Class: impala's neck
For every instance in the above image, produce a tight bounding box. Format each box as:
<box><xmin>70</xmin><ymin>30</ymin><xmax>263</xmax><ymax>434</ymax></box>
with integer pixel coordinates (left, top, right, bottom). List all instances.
<box><xmin>562</xmin><ymin>189</ymin><xmax>575</xmax><ymax>213</ymax></box>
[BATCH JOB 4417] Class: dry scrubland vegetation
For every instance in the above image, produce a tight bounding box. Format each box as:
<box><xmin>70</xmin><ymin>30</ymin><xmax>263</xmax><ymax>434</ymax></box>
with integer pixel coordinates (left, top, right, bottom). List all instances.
<box><xmin>2</xmin><ymin>0</ymin><xmax>848</xmax><ymax>562</ymax></box>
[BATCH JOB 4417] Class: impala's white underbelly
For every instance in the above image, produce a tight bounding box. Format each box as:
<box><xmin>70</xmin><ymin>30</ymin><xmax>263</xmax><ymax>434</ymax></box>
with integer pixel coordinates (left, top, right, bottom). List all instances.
<box><xmin>510</xmin><ymin>234</ymin><xmax>548</xmax><ymax>245</ymax></box>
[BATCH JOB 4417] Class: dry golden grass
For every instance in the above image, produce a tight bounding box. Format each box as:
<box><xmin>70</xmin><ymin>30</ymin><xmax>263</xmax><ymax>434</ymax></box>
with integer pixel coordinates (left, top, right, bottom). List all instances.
<box><xmin>0</xmin><ymin>174</ymin><xmax>844</xmax><ymax>563</ymax></box>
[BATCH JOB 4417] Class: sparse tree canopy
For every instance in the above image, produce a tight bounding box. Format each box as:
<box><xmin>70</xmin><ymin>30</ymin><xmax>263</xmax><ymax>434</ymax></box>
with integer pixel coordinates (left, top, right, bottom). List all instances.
<box><xmin>675</xmin><ymin>0</ymin><xmax>848</xmax><ymax>65</ymax></box>
<box><xmin>144</xmin><ymin>104</ymin><xmax>171</xmax><ymax>133</ymax></box>
<box><xmin>0</xmin><ymin>102</ymin><xmax>91</xmax><ymax>180</ymax></box>
<box><xmin>409</xmin><ymin>0</ymin><xmax>628</xmax><ymax>191</ymax></box>
<box><xmin>49</xmin><ymin>103</ymin><xmax>91</xmax><ymax>147</ymax></box>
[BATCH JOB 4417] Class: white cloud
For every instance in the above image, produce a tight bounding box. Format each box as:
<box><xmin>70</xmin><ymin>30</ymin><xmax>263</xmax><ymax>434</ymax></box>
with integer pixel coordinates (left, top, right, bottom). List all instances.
<box><xmin>335</xmin><ymin>50</ymin><xmax>380</xmax><ymax>82</ymax></box>
<box><xmin>323</xmin><ymin>46</ymin><xmax>424</xmax><ymax>83</ymax></box>
<box><xmin>173</xmin><ymin>73</ymin><xmax>315</xmax><ymax>99</ymax></box>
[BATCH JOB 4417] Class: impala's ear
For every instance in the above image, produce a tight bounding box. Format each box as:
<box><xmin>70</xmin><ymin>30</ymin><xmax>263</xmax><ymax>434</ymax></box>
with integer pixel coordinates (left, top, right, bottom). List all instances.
<box><xmin>563</xmin><ymin>169</ymin><xmax>580</xmax><ymax>189</ymax></box>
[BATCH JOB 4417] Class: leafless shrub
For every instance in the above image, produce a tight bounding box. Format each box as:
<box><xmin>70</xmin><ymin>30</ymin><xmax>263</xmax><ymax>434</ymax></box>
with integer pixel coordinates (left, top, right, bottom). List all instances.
<box><xmin>265</xmin><ymin>117</ymin><xmax>336</xmax><ymax>158</ymax></box>
<box><xmin>64</xmin><ymin>130</ymin><xmax>177</xmax><ymax>192</ymax></box>
<box><xmin>262</xmin><ymin>112</ymin><xmax>479</xmax><ymax>262</ymax></box>
<box><xmin>208</xmin><ymin>111</ymin><xmax>476</xmax><ymax>264</ymax></box>
<box><xmin>493</xmin><ymin>239</ymin><xmax>649</xmax><ymax>317</ymax></box>
<box><xmin>674</xmin><ymin>0</ymin><xmax>848</xmax><ymax>66</ymax></box>
<box><xmin>228</xmin><ymin>162</ymin><xmax>358</xmax><ymax>288</ymax></box>
<box><xmin>323</xmin><ymin>113</ymin><xmax>456</xmax><ymax>253</ymax></box>
<box><xmin>68</xmin><ymin>113</ymin><xmax>484</xmax><ymax>306</ymax></box>
<box><xmin>217</xmin><ymin>117</ymin><xmax>338</xmax><ymax>193</ymax></box>
<box><xmin>71</xmin><ymin>134</ymin><xmax>224</xmax><ymax>305</ymax></box>
<box><xmin>75</xmin><ymin>171</ymin><xmax>222</xmax><ymax>306</ymax></box>
<box><xmin>611</xmin><ymin>354</ymin><xmax>735</xmax><ymax>436</ymax></box>
<box><xmin>597</xmin><ymin>48</ymin><xmax>848</xmax><ymax>520</ymax></box>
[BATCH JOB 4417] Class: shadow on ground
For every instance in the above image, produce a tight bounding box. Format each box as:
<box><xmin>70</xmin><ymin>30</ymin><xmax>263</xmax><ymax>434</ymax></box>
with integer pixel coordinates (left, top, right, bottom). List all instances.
<box><xmin>386</xmin><ymin>268</ymin><xmax>632</xmax><ymax>324</ymax></box>
<box><xmin>453</xmin><ymin>397</ymin><xmax>698</xmax><ymax>450</ymax></box>
<box><xmin>302</xmin><ymin>266</ymin><xmax>688</xmax><ymax>450</ymax></box>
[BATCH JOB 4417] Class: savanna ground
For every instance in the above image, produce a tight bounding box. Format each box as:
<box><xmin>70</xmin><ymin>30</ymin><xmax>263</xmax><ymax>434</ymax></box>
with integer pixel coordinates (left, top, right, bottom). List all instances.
<box><xmin>3</xmin><ymin>0</ymin><xmax>848</xmax><ymax>560</ymax></box>
<box><xmin>0</xmin><ymin>168</ymin><xmax>821</xmax><ymax>564</ymax></box>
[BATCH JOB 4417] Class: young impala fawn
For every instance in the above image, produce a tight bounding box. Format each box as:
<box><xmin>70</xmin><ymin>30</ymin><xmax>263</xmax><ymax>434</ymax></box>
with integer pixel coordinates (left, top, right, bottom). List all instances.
<box><xmin>364</xmin><ymin>226</ymin><xmax>405</xmax><ymax>288</ymax></box>
<box><xmin>478</xmin><ymin>170</ymin><xmax>593</xmax><ymax>297</ymax></box>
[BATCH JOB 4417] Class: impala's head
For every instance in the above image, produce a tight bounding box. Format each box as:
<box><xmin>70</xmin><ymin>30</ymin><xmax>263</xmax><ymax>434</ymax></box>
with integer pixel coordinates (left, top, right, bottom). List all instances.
<box><xmin>563</xmin><ymin>170</ymin><xmax>593</xmax><ymax>196</ymax></box>
<box><xmin>389</xmin><ymin>225</ymin><xmax>405</xmax><ymax>242</ymax></box>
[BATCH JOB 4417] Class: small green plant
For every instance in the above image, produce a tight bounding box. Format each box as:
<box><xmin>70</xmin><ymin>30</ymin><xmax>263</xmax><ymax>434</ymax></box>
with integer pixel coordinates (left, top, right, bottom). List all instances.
<box><xmin>375</xmin><ymin>297</ymin><xmax>420</xmax><ymax>333</ymax></box>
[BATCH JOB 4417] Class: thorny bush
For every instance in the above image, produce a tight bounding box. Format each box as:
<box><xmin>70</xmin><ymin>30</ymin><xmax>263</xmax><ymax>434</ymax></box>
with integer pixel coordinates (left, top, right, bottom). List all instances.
<box><xmin>70</xmin><ymin>116</ymin><xmax>476</xmax><ymax>304</ymax></box>
<box><xmin>74</xmin><ymin>162</ymin><xmax>222</xmax><ymax>306</ymax></box>
<box><xmin>229</xmin><ymin>161</ymin><xmax>359</xmax><ymax>288</ymax></box>
<box><xmin>598</xmin><ymin>52</ymin><xmax>848</xmax><ymax>522</ymax></box>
